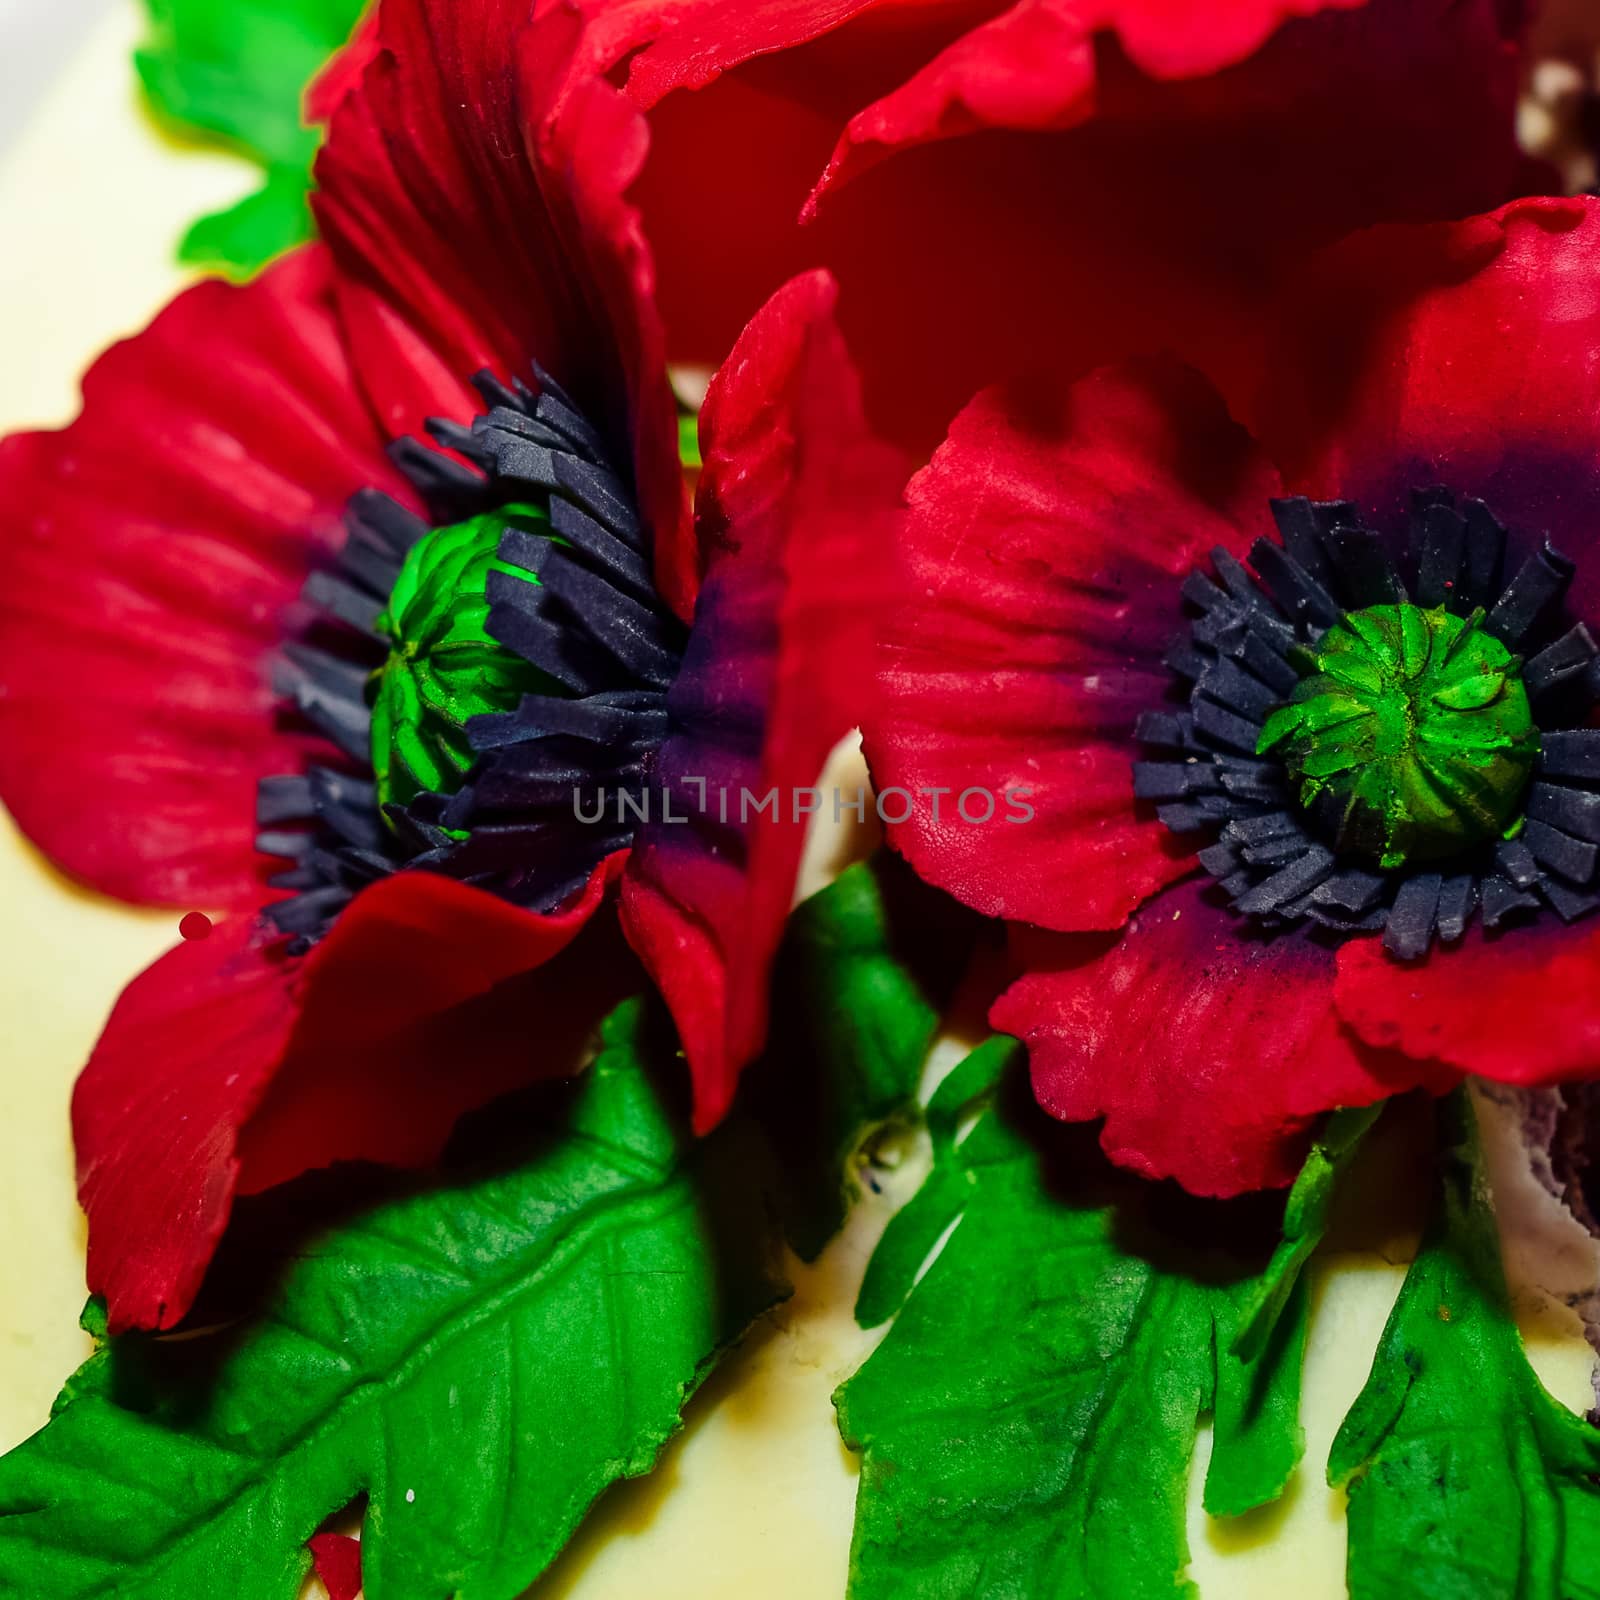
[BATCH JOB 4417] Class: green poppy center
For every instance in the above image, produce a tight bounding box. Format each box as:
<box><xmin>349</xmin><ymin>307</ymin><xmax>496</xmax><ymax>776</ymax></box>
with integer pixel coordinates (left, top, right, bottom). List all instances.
<box><xmin>1257</xmin><ymin>603</ymin><xmax>1540</xmax><ymax>871</ymax></box>
<box><xmin>367</xmin><ymin>504</ymin><xmax>555</xmax><ymax>816</ymax></box>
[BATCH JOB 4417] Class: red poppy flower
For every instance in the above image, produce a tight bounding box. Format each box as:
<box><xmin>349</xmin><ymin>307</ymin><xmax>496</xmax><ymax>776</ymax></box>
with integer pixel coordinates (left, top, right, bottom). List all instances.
<box><xmin>564</xmin><ymin>0</ymin><xmax>1530</xmax><ymax>453</ymax></box>
<box><xmin>0</xmin><ymin>0</ymin><xmax>906</xmax><ymax>1333</ymax></box>
<box><xmin>867</xmin><ymin>195</ymin><xmax>1600</xmax><ymax>1197</ymax></box>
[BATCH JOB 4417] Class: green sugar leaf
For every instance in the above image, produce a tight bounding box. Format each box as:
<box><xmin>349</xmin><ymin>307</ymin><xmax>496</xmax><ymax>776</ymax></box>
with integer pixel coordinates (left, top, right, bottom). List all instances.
<box><xmin>174</xmin><ymin>167</ymin><xmax>316</xmax><ymax>273</ymax></box>
<box><xmin>751</xmin><ymin>855</ymin><xmax>972</xmax><ymax>1260</ymax></box>
<box><xmin>1199</xmin><ymin>1102</ymin><xmax>1382</xmax><ymax>1522</ymax></box>
<box><xmin>1207</xmin><ymin>1273</ymin><xmax>1310</xmax><ymax>1520</ymax></box>
<box><xmin>137</xmin><ymin>0</ymin><xmax>368</xmax><ymax>274</ymax></box>
<box><xmin>1331</xmin><ymin>1090</ymin><xmax>1600</xmax><ymax>1600</ymax></box>
<box><xmin>0</xmin><ymin>999</ymin><xmax>784</xmax><ymax>1600</ymax></box>
<box><xmin>837</xmin><ymin>1046</ymin><xmax>1315</xmax><ymax>1598</ymax></box>
<box><xmin>1231</xmin><ymin>1103</ymin><xmax>1383</xmax><ymax>1365</ymax></box>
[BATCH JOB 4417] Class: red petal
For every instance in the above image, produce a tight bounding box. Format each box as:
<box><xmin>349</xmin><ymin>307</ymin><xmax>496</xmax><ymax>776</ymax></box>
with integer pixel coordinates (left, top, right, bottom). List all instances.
<box><xmin>1337</xmin><ymin>917</ymin><xmax>1600</xmax><ymax>1086</ymax></box>
<box><xmin>0</xmin><ymin>248</ymin><xmax>400</xmax><ymax>910</ymax></box>
<box><xmin>994</xmin><ymin>876</ymin><xmax>1444</xmax><ymax>1195</ymax></box>
<box><xmin>74</xmin><ymin>918</ymin><xmax>299</xmax><ymax>1335</ymax></box>
<box><xmin>235</xmin><ymin>860</ymin><xmax>624</xmax><ymax>1193</ymax></box>
<box><xmin>576</xmin><ymin>0</ymin><xmax>883</xmax><ymax>101</ymax></box>
<box><xmin>1258</xmin><ymin>196</ymin><xmax>1600</xmax><ymax>612</ymax></box>
<box><xmin>304</xmin><ymin>9</ymin><xmax>381</xmax><ymax>125</ymax></box>
<box><xmin>314</xmin><ymin>0</ymin><xmax>573</xmax><ymax>430</ymax></box>
<box><xmin>532</xmin><ymin>38</ymin><xmax>699</xmax><ymax>620</ymax></box>
<box><xmin>598</xmin><ymin>0</ymin><xmax>1526</xmax><ymax>450</ymax></box>
<box><xmin>592</xmin><ymin>0</ymin><xmax>965</xmax><ymax>412</ymax></box>
<box><xmin>807</xmin><ymin>0</ymin><xmax>1367</xmax><ymax>204</ymax></box>
<box><xmin>313</xmin><ymin>0</ymin><xmax>693</xmax><ymax>615</ymax></box>
<box><xmin>865</xmin><ymin>359</ymin><xmax>1277</xmax><ymax>933</ymax></box>
<box><xmin>621</xmin><ymin>271</ymin><xmax>911</xmax><ymax>1131</ymax></box>
<box><xmin>309</xmin><ymin>1534</ymin><xmax>363</xmax><ymax>1600</ymax></box>
<box><xmin>76</xmin><ymin>866</ymin><xmax>618</xmax><ymax>1333</ymax></box>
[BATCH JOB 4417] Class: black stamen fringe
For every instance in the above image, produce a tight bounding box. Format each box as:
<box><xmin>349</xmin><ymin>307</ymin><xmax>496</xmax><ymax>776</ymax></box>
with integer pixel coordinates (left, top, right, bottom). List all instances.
<box><xmin>1134</xmin><ymin>491</ymin><xmax>1600</xmax><ymax>961</ymax></box>
<box><xmin>257</xmin><ymin>367</ymin><xmax>679</xmax><ymax>949</ymax></box>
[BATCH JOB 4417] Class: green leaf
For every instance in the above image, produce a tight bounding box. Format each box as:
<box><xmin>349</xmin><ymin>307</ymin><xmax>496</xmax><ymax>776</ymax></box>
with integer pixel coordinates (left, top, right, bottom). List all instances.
<box><xmin>1331</xmin><ymin>1090</ymin><xmax>1600</xmax><ymax>1600</ymax></box>
<box><xmin>136</xmin><ymin>0</ymin><xmax>367</xmax><ymax>274</ymax></box>
<box><xmin>0</xmin><ymin>999</ymin><xmax>784</xmax><ymax>1600</ymax></box>
<box><xmin>836</xmin><ymin>1045</ymin><xmax>1314</xmax><ymax>1599</ymax></box>
<box><xmin>1231</xmin><ymin>1102</ymin><xmax>1382</xmax><ymax>1363</ymax></box>
<box><xmin>1206</xmin><ymin>1273</ymin><xmax>1309</xmax><ymax>1519</ymax></box>
<box><xmin>849</xmin><ymin>1035</ymin><xmax>1015</xmax><ymax>1333</ymax></box>
<box><xmin>752</xmin><ymin>855</ymin><xmax>971</xmax><ymax>1259</ymax></box>
<box><xmin>1202</xmin><ymin>1102</ymin><xmax>1382</xmax><ymax>1518</ymax></box>
<box><xmin>174</xmin><ymin>170</ymin><xmax>315</xmax><ymax>277</ymax></box>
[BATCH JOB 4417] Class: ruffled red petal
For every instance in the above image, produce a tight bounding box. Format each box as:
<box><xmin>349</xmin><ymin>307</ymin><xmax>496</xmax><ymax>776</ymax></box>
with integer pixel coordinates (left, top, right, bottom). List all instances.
<box><xmin>1337</xmin><ymin>917</ymin><xmax>1600</xmax><ymax>1086</ymax></box>
<box><xmin>74</xmin><ymin>917</ymin><xmax>298</xmax><ymax>1334</ymax></box>
<box><xmin>993</xmin><ymin>876</ymin><xmax>1445</xmax><ymax>1194</ymax></box>
<box><xmin>1258</xmin><ymin>196</ymin><xmax>1600</xmax><ymax>610</ymax></box>
<box><xmin>593</xmin><ymin>0</ymin><xmax>1526</xmax><ymax>450</ymax></box>
<box><xmin>865</xmin><ymin>359</ymin><xmax>1278</xmax><ymax>933</ymax></box>
<box><xmin>313</xmin><ymin>0</ymin><xmax>694</xmax><ymax>616</ymax></box>
<box><xmin>620</xmin><ymin>271</ymin><xmax>910</xmax><ymax>1131</ymax></box>
<box><xmin>0</xmin><ymin>248</ymin><xmax>401</xmax><ymax>910</ymax></box>
<box><xmin>75</xmin><ymin>865</ymin><xmax>617</xmax><ymax>1333</ymax></box>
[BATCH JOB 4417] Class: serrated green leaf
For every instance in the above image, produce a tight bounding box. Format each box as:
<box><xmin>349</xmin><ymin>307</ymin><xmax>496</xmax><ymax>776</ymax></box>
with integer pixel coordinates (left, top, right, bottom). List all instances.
<box><xmin>1231</xmin><ymin>1102</ymin><xmax>1382</xmax><ymax>1365</ymax></box>
<box><xmin>0</xmin><ymin>999</ymin><xmax>783</xmax><ymax>1600</ymax></box>
<box><xmin>1331</xmin><ymin>1090</ymin><xmax>1600</xmax><ymax>1600</ymax></box>
<box><xmin>850</xmin><ymin>1035</ymin><xmax>1015</xmax><ymax>1332</ymax></box>
<box><xmin>137</xmin><ymin>0</ymin><xmax>366</xmax><ymax>274</ymax></box>
<box><xmin>1199</xmin><ymin>1101</ymin><xmax>1383</xmax><ymax>1519</ymax></box>
<box><xmin>836</xmin><ymin>1046</ymin><xmax>1314</xmax><ymax>1599</ymax></box>
<box><xmin>753</xmin><ymin>855</ymin><xmax>971</xmax><ymax>1259</ymax></box>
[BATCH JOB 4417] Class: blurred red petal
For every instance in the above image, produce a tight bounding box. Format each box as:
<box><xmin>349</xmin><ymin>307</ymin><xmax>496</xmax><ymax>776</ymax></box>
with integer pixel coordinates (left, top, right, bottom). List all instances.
<box><xmin>808</xmin><ymin>0</ymin><xmax>1369</xmax><ymax>204</ymax></box>
<box><xmin>304</xmin><ymin>10</ymin><xmax>380</xmax><ymax>125</ymax></box>
<box><xmin>0</xmin><ymin>248</ymin><xmax>402</xmax><ymax>910</ymax></box>
<box><xmin>596</xmin><ymin>0</ymin><xmax>1526</xmax><ymax>450</ymax></box>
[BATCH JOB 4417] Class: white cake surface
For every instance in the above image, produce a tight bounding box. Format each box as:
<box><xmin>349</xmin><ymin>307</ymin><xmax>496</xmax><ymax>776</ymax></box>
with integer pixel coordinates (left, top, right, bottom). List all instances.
<box><xmin>2</xmin><ymin>10</ymin><xmax>1598</xmax><ymax>1598</ymax></box>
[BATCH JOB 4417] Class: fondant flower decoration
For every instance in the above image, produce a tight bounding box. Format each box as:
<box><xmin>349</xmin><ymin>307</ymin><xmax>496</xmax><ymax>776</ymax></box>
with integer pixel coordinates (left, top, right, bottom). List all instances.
<box><xmin>566</xmin><ymin>0</ymin><xmax>1528</xmax><ymax>452</ymax></box>
<box><xmin>0</xmin><ymin>0</ymin><xmax>905</xmax><ymax>1333</ymax></box>
<box><xmin>867</xmin><ymin>196</ymin><xmax>1600</xmax><ymax>1196</ymax></box>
